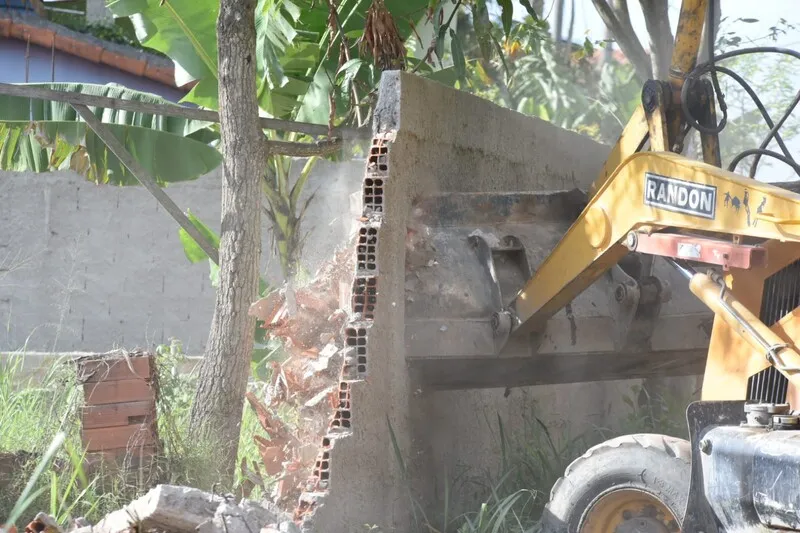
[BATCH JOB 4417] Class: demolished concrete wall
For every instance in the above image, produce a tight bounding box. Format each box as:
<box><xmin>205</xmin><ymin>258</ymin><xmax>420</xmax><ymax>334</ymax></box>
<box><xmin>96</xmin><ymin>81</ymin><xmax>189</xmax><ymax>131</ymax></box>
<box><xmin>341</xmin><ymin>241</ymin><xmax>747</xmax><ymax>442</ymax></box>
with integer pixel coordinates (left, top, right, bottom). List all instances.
<box><xmin>0</xmin><ymin>158</ymin><xmax>364</xmax><ymax>354</ymax></box>
<box><xmin>299</xmin><ymin>72</ymin><xmax>708</xmax><ymax>531</ymax></box>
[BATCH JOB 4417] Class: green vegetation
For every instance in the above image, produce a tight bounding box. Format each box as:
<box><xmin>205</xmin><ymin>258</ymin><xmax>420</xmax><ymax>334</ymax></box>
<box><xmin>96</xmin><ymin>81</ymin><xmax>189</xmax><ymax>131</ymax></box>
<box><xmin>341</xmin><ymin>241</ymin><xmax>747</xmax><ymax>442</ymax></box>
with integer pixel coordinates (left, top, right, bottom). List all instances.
<box><xmin>41</xmin><ymin>0</ymin><xmax>164</xmax><ymax>57</ymax></box>
<box><xmin>380</xmin><ymin>383</ymin><xmax>689</xmax><ymax>533</ymax></box>
<box><xmin>0</xmin><ymin>342</ymin><xmax>279</xmax><ymax>528</ymax></box>
<box><xmin>0</xmin><ymin>343</ymin><xmax>687</xmax><ymax>531</ymax></box>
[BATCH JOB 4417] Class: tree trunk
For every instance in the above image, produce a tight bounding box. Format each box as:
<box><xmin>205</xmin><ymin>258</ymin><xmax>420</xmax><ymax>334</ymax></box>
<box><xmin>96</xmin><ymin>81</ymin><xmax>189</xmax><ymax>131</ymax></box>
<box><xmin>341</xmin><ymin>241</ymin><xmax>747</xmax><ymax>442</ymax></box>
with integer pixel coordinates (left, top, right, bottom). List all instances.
<box><xmin>590</xmin><ymin>0</ymin><xmax>652</xmax><ymax>81</ymax></box>
<box><xmin>554</xmin><ymin>0</ymin><xmax>565</xmax><ymax>42</ymax></box>
<box><xmin>189</xmin><ymin>0</ymin><xmax>267</xmax><ymax>485</ymax></box>
<box><xmin>639</xmin><ymin>0</ymin><xmax>674</xmax><ymax>79</ymax></box>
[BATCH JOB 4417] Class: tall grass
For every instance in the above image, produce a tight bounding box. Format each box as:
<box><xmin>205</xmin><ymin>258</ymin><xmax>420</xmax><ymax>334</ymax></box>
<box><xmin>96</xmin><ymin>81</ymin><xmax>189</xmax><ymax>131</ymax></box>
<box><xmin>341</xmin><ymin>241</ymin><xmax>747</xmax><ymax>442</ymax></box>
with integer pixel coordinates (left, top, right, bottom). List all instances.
<box><xmin>384</xmin><ymin>382</ymin><xmax>690</xmax><ymax>533</ymax></box>
<box><xmin>0</xmin><ymin>341</ymin><xmax>275</xmax><ymax>527</ymax></box>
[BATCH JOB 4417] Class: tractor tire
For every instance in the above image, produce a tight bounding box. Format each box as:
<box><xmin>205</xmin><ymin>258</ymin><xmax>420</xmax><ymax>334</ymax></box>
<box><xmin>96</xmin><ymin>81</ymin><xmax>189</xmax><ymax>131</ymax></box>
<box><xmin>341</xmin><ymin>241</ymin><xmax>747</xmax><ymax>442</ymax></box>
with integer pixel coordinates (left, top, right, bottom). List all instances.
<box><xmin>541</xmin><ymin>433</ymin><xmax>692</xmax><ymax>533</ymax></box>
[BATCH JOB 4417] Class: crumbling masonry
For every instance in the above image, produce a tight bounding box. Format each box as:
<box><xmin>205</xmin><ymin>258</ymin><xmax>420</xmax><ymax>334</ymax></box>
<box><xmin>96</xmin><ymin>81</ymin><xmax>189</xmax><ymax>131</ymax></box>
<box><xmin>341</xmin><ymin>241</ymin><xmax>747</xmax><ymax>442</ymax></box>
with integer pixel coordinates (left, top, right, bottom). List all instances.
<box><xmin>294</xmin><ymin>71</ymin><xmax>710</xmax><ymax>532</ymax></box>
<box><xmin>295</xmin><ymin>133</ymin><xmax>391</xmax><ymax>522</ymax></box>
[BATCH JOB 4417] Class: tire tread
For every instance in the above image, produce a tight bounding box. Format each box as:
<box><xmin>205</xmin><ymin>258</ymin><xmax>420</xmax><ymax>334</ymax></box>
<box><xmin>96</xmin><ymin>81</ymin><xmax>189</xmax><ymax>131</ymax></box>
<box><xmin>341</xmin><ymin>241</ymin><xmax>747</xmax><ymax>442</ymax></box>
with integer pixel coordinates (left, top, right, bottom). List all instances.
<box><xmin>544</xmin><ymin>433</ymin><xmax>691</xmax><ymax>530</ymax></box>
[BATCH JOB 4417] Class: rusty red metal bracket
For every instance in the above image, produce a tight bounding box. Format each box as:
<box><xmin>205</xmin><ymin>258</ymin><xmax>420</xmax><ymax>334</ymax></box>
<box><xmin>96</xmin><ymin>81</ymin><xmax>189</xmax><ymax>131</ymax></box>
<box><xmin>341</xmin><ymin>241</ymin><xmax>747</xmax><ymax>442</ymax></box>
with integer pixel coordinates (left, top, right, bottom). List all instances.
<box><xmin>625</xmin><ymin>231</ymin><xmax>768</xmax><ymax>270</ymax></box>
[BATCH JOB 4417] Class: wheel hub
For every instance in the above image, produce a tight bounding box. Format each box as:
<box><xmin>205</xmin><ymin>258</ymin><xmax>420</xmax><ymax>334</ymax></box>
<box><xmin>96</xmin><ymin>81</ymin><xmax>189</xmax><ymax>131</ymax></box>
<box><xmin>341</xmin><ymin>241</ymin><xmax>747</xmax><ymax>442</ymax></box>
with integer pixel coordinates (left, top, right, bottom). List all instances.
<box><xmin>580</xmin><ymin>488</ymin><xmax>680</xmax><ymax>533</ymax></box>
<box><xmin>615</xmin><ymin>515</ymin><xmax>670</xmax><ymax>533</ymax></box>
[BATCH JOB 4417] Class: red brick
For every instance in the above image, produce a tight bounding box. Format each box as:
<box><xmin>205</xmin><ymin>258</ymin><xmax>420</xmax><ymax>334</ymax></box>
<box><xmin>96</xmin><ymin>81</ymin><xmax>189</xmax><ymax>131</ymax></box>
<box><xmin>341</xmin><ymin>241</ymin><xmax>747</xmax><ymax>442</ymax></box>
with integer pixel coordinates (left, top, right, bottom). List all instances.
<box><xmin>53</xmin><ymin>33</ymin><xmax>102</xmax><ymax>63</ymax></box>
<box><xmin>81</xmin><ymin>400</ymin><xmax>155</xmax><ymax>429</ymax></box>
<box><xmin>25</xmin><ymin>26</ymin><xmax>54</xmax><ymax>49</ymax></box>
<box><xmin>100</xmin><ymin>49</ymin><xmax>147</xmax><ymax>76</ymax></box>
<box><xmin>143</xmin><ymin>61</ymin><xmax>176</xmax><ymax>87</ymax></box>
<box><xmin>82</xmin><ymin>424</ymin><xmax>155</xmax><ymax>452</ymax></box>
<box><xmin>0</xmin><ymin>18</ymin><xmax>13</xmax><ymax>38</ymax></box>
<box><xmin>85</xmin><ymin>445</ymin><xmax>157</xmax><ymax>465</ymax></box>
<box><xmin>78</xmin><ymin>356</ymin><xmax>152</xmax><ymax>383</ymax></box>
<box><xmin>84</xmin><ymin>378</ymin><xmax>153</xmax><ymax>405</ymax></box>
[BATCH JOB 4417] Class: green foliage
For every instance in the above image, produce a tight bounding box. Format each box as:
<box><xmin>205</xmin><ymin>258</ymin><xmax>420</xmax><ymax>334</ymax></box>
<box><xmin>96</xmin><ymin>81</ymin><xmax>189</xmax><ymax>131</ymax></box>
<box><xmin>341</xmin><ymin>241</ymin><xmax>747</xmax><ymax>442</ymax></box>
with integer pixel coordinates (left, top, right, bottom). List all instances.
<box><xmin>0</xmin><ymin>83</ymin><xmax>213</xmax><ymax>137</ymax></box>
<box><xmin>0</xmin><ymin>356</ymin><xmax>82</xmax><ymax>454</ymax></box>
<box><xmin>178</xmin><ymin>210</ymin><xmax>220</xmax><ymax>263</ymax></box>
<box><xmin>458</xmin><ymin>14</ymin><xmax>640</xmax><ymax>144</ymax></box>
<box><xmin>44</xmin><ymin>10</ymin><xmax>162</xmax><ymax>56</ymax></box>
<box><xmin>106</xmin><ymin>0</ymin><xmax>220</xmax><ymax>107</ymax></box>
<box><xmin>687</xmin><ymin>16</ymin><xmax>800</xmax><ymax>177</ymax></box>
<box><xmin>382</xmin><ymin>382</ymin><xmax>693</xmax><ymax>533</ymax></box>
<box><xmin>262</xmin><ymin>145</ymin><xmax>318</xmax><ymax>279</ymax></box>
<box><xmin>0</xmin><ymin>120</ymin><xmax>220</xmax><ymax>186</ymax></box>
<box><xmin>0</xmin><ymin>355</ymin><xmax>102</xmax><ymax>527</ymax></box>
<box><xmin>4</xmin><ymin>433</ymin><xmax>68</xmax><ymax>530</ymax></box>
<box><xmin>0</xmin><ymin>341</ymin><xmax>280</xmax><ymax>526</ymax></box>
<box><xmin>0</xmin><ymin>83</ymin><xmax>220</xmax><ymax>184</ymax></box>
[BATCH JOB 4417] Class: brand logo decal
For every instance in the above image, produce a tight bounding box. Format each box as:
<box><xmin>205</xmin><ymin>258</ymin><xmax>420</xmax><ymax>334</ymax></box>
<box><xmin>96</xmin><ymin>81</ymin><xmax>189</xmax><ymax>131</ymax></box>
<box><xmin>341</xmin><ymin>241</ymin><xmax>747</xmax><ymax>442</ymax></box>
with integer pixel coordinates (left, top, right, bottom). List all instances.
<box><xmin>644</xmin><ymin>173</ymin><xmax>716</xmax><ymax>219</ymax></box>
<box><xmin>724</xmin><ymin>189</ymin><xmax>766</xmax><ymax>227</ymax></box>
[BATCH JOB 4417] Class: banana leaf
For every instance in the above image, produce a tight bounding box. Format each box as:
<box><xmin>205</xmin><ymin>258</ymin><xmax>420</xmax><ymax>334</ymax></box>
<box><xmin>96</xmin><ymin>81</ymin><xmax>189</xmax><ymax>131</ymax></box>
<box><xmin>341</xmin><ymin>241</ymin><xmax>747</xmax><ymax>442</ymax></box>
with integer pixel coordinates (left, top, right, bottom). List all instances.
<box><xmin>0</xmin><ymin>82</ymin><xmax>216</xmax><ymax>141</ymax></box>
<box><xmin>0</xmin><ymin>120</ymin><xmax>221</xmax><ymax>186</ymax></box>
<box><xmin>107</xmin><ymin>0</ymin><xmax>218</xmax><ymax>87</ymax></box>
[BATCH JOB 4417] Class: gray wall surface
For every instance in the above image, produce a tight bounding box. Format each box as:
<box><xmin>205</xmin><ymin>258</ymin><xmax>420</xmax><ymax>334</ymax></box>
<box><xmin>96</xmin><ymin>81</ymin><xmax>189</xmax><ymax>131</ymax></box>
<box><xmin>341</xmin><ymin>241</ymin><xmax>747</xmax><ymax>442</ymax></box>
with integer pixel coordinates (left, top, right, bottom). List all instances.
<box><xmin>303</xmin><ymin>72</ymin><xmax>706</xmax><ymax>532</ymax></box>
<box><xmin>0</xmin><ymin>158</ymin><xmax>365</xmax><ymax>354</ymax></box>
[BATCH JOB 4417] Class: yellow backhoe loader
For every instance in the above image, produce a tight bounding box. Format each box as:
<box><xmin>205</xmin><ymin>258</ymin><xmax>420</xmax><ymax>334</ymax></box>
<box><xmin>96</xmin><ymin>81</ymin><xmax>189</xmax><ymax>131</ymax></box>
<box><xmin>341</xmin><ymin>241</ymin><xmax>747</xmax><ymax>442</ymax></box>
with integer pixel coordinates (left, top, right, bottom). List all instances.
<box><xmin>476</xmin><ymin>0</ymin><xmax>800</xmax><ymax>531</ymax></box>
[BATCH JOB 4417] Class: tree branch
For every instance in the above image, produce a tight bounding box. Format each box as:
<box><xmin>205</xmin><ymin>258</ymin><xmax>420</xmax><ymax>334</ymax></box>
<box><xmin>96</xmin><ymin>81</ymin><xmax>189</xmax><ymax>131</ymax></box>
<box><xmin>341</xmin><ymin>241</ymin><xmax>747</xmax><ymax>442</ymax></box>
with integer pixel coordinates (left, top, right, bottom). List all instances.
<box><xmin>0</xmin><ymin>82</ymin><xmax>369</xmax><ymax>139</ymax></box>
<box><xmin>639</xmin><ymin>0</ymin><xmax>674</xmax><ymax>79</ymax></box>
<box><xmin>590</xmin><ymin>0</ymin><xmax>652</xmax><ymax>80</ymax></box>
<box><xmin>267</xmin><ymin>138</ymin><xmax>342</xmax><ymax>157</ymax></box>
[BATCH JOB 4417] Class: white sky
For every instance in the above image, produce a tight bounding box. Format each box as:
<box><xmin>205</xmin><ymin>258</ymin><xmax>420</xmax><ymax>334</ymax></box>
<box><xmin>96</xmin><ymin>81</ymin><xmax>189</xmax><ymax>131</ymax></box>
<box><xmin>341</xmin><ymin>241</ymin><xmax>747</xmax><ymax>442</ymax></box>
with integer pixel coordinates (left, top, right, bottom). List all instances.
<box><xmin>514</xmin><ymin>1</ymin><xmax>800</xmax><ymax>181</ymax></box>
<box><xmin>528</xmin><ymin>1</ymin><xmax>797</xmax><ymax>48</ymax></box>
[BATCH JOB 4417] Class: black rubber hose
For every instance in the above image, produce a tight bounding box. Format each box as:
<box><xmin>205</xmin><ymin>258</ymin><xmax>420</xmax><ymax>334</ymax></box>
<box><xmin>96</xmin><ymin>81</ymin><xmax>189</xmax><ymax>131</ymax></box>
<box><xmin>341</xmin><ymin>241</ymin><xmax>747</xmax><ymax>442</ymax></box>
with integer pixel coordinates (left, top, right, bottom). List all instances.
<box><xmin>749</xmin><ymin>89</ymin><xmax>800</xmax><ymax>178</ymax></box>
<box><xmin>728</xmin><ymin>148</ymin><xmax>800</xmax><ymax>178</ymax></box>
<box><xmin>711</xmin><ymin>66</ymin><xmax>793</xmax><ymax>161</ymax></box>
<box><xmin>682</xmin><ymin>47</ymin><xmax>800</xmax><ymax>136</ymax></box>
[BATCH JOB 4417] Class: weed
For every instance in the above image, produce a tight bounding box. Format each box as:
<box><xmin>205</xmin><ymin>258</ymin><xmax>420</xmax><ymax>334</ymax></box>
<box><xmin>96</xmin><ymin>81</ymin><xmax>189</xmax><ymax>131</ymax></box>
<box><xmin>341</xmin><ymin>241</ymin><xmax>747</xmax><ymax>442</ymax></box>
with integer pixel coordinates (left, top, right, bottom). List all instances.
<box><xmin>0</xmin><ymin>340</ymin><xmax>278</xmax><ymax>527</ymax></box>
<box><xmin>407</xmin><ymin>382</ymin><xmax>693</xmax><ymax>533</ymax></box>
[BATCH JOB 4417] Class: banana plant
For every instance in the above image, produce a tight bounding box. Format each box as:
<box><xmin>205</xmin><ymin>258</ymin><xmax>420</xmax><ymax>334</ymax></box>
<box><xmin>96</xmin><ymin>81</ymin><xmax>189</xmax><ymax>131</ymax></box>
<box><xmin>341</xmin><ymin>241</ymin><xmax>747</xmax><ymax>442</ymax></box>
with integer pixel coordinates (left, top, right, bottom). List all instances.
<box><xmin>262</xmin><ymin>133</ymin><xmax>319</xmax><ymax>282</ymax></box>
<box><xmin>104</xmin><ymin>0</ymin><xmax>439</xmax><ymax>282</ymax></box>
<box><xmin>0</xmin><ymin>82</ymin><xmax>221</xmax><ymax>184</ymax></box>
<box><xmin>0</xmin><ymin>0</ymin><xmax>470</xmax><ymax>284</ymax></box>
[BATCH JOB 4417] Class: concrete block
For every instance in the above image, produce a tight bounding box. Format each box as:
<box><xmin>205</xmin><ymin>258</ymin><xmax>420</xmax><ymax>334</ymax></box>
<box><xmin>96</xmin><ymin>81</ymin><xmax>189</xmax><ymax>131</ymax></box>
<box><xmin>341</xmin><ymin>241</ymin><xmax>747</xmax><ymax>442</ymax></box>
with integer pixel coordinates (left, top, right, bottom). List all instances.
<box><xmin>0</xmin><ymin>158</ymin><xmax>362</xmax><ymax>354</ymax></box>
<box><xmin>94</xmin><ymin>485</ymin><xmax>224</xmax><ymax>533</ymax></box>
<box><xmin>197</xmin><ymin>500</ymin><xmax>279</xmax><ymax>533</ymax></box>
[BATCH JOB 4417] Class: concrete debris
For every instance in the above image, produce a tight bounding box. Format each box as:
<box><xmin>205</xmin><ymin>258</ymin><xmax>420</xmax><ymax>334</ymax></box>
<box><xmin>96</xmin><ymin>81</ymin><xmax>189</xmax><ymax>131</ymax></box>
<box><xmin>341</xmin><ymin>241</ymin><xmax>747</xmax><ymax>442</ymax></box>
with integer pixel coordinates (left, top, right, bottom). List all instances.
<box><xmin>260</xmin><ymin>524</ymin><xmax>301</xmax><ymax>533</ymax></box>
<box><xmin>45</xmin><ymin>485</ymin><xmax>298</xmax><ymax>533</ymax></box>
<box><xmin>304</xmin><ymin>385</ymin><xmax>336</xmax><ymax>408</ymax></box>
<box><xmin>92</xmin><ymin>484</ymin><xmax>224</xmax><ymax>533</ymax></box>
<box><xmin>247</xmin><ymin>241</ymin><xmax>356</xmax><ymax>505</ymax></box>
<box><xmin>197</xmin><ymin>499</ymin><xmax>280</xmax><ymax>533</ymax></box>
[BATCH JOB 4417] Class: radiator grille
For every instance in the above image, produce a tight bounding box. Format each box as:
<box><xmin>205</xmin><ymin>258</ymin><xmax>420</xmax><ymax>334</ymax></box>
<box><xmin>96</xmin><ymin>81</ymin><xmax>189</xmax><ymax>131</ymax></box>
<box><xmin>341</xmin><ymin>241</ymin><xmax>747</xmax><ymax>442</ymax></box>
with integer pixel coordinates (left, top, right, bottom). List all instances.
<box><xmin>747</xmin><ymin>259</ymin><xmax>800</xmax><ymax>403</ymax></box>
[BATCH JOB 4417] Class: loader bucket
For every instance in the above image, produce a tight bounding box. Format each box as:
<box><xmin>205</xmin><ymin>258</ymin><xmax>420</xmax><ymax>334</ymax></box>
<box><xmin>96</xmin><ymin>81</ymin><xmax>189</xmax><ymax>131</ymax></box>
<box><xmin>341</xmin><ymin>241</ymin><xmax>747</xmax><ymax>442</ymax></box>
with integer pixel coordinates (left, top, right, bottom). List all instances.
<box><xmin>404</xmin><ymin>189</ymin><xmax>585</xmax><ymax>358</ymax></box>
<box><xmin>404</xmin><ymin>186</ymin><xmax>710</xmax><ymax>391</ymax></box>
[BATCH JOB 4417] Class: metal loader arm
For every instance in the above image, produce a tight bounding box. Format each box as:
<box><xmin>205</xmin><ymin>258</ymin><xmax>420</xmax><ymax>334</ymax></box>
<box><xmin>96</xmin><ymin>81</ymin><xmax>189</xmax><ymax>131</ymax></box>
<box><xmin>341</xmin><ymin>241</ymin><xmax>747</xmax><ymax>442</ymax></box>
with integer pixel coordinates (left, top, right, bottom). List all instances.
<box><xmin>500</xmin><ymin>151</ymin><xmax>800</xmax><ymax>339</ymax></box>
<box><xmin>495</xmin><ymin>0</ymin><xmax>717</xmax><ymax>342</ymax></box>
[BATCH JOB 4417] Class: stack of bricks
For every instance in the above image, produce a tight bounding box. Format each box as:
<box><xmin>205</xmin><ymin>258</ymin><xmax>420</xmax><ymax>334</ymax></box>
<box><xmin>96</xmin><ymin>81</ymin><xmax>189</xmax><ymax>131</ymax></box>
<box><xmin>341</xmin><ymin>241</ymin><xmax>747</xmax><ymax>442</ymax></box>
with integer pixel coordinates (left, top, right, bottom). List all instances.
<box><xmin>76</xmin><ymin>351</ymin><xmax>159</xmax><ymax>471</ymax></box>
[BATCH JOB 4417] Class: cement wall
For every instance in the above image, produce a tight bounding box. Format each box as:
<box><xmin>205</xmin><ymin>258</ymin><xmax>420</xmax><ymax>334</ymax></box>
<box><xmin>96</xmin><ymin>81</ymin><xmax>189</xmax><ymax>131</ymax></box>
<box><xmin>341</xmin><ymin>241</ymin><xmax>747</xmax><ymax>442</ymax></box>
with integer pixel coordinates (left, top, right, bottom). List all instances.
<box><xmin>0</xmin><ymin>157</ymin><xmax>364</xmax><ymax>354</ymax></box>
<box><xmin>301</xmin><ymin>72</ymin><xmax>706</xmax><ymax>532</ymax></box>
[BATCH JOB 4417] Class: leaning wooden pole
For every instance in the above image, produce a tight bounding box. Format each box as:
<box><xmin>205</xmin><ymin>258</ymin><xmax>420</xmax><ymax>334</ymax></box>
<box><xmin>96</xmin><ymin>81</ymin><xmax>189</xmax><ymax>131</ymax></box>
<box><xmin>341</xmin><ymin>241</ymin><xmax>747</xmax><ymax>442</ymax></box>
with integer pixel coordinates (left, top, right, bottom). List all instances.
<box><xmin>0</xmin><ymin>82</ymin><xmax>366</xmax><ymax>140</ymax></box>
